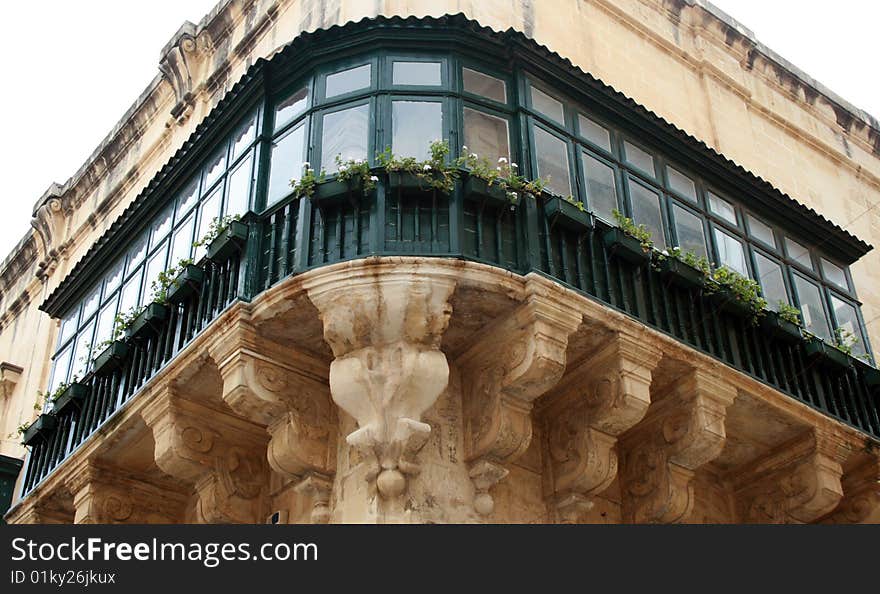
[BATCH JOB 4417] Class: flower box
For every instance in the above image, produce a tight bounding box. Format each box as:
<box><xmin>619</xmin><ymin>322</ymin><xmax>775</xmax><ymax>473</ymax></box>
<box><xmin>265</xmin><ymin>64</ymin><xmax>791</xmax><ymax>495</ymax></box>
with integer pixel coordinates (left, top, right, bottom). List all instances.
<box><xmin>387</xmin><ymin>172</ymin><xmax>427</xmax><ymax>193</ymax></box>
<box><xmin>462</xmin><ymin>176</ymin><xmax>513</xmax><ymax>209</ymax></box>
<box><xmin>166</xmin><ymin>265</ymin><xmax>205</xmax><ymax>304</ymax></box>
<box><xmin>602</xmin><ymin>228</ymin><xmax>650</xmax><ymax>265</ymax></box>
<box><xmin>93</xmin><ymin>340</ymin><xmax>129</xmax><ymax>376</ymax></box>
<box><xmin>206</xmin><ymin>220</ymin><xmax>248</xmax><ymax>262</ymax></box>
<box><xmin>312</xmin><ymin>178</ymin><xmax>360</xmax><ymax>206</ymax></box>
<box><xmin>544</xmin><ymin>196</ymin><xmax>592</xmax><ymax>232</ymax></box>
<box><xmin>22</xmin><ymin>414</ymin><xmax>57</xmax><ymax>447</ymax></box>
<box><xmin>125</xmin><ymin>302</ymin><xmax>170</xmax><ymax>341</ymax></box>
<box><xmin>804</xmin><ymin>337</ymin><xmax>852</xmax><ymax>371</ymax></box>
<box><xmin>857</xmin><ymin>361</ymin><xmax>880</xmax><ymax>390</ymax></box>
<box><xmin>658</xmin><ymin>257</ymin><xmax>705</xmax><ymax>290</ymax></box>
<box><xmin>761</xmin><ymin>311</ymin><xmax>803</xmax><ymax>345</ymax></box>
<box><xmin>52</xmin><ymin>382</ymin><xmax>89</xmax><ymax>415</ymax></box>
<box><xmin>710</xmin><ymin>289</ymin><xmax>753</xmax><ymax>318</ymax></box>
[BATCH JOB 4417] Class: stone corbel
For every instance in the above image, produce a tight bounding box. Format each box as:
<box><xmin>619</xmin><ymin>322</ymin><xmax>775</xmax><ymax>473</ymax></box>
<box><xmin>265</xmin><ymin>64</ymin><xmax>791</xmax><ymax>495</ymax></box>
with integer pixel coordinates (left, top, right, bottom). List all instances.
<box><xmin>141</xmin><ymin>389</ymin><xmax>269</xmax><ymax>523</ymax></box>
<box><xmin>0</xmin><ymin>362</ymin><xmax>23</xmax><ymax>399</ymax></box>
<box><xmin>304</xmin><ymin>264</ymin><xmax>457</xmax><ymax>508</ymax></box>
<box><xmin>620</xmin><ymin>369</ymin><xmax>736</xmax><ymax>523</ymax></box>
<box><xmin>735</xmin><ymin>429</ymin><xmax>850</xmax><ymax>524</ymax></box>
<box><xmin>823</xmin><ymin>457</ymin><xmax>880</xmax><ymax>524</ymax></box>
<box><xmin>31</xmin><ymin>184</ymin><xmax>72</xmax><ymax>280</ymax></box>
<box><xmin>539</xmin><ymin>333</ymin><xmax>662</xmax><ymax>521</ymax></box>
<box><xmin>159</xmin><ymin>22</ymin><xmax>213</xmax><ymax>126</ymax></box>
<box><xmin>65</xmin><ymin>461</ymin><xmax>187</xmax><ymax>524</ymax></box>
<box><xmin>457</xmin><ymin>282</ymin><xmax>583</xmax><ymax>516</ymax></box>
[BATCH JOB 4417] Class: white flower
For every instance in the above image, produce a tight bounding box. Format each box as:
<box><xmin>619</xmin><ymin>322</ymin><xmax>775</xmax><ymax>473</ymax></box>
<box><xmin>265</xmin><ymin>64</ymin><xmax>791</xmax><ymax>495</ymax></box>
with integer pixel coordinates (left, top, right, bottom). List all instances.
<box><xmin>469</xmin><ymin>153</ymin><xmax>478</xmax><ymax>159</ymax></box>
<box><xmin>370</xmin><ymin>175</ymin><xmax>379</xmax><ymax>182</ymax></box>
<box><xmin>496</xmin><ymin>166</ymin><xmax>502</xmax><ymax>171</ymax></box>
<box><xmin>462</xmin><ymin>145</ymin><xmax>469</xmax><ymax>151</ymax></box>
<box><xmin>661</xmin><ymin>250</ymin><xmax>669</xmax><ymax>256</ymax></box>
<box><xmin>498</xmin><ymin>157</ymin><xmax>508</xmax><ymax>164</ymax></box>
<box><xmin>307</xmin><ymin>168</ymin><xmax>314</xmax><ymax>174</ymax></box>
<box><xmin>510</xmin><ymin>162</ymin><xmax>518</xmax><ymax>169</ymax></box>
<box><xmin>303</xmin><ymin>161</ymin><xmax>310</xmax><ymax>168</ymax></box>
<box><xmin>423</xmin><ymin>164</ymin><xmax>432</xmax><ymax>171</ymax></box>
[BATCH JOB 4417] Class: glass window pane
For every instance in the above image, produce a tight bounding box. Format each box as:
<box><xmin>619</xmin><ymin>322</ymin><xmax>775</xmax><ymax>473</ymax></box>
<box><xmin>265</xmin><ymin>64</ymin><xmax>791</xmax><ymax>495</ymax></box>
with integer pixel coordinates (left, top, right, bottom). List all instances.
<box><xmin>785</xmin><ymin>237</ymin><xmax>812</xmax><ymax>269</ymax></box>
<box><xmin>226</xmin><ymin>154</ymin><xmax>253</xmax><ymax>216</ymax></box>
<box><xmin>195</xmin><ymin>190</ymin><xmax>221</xmax><ymax>261</ymax></box>
<box><xmin>577</xmin><ymin>114</ymin><xmax>611</xmax><ymax>152</ymax></box>
<box><xmin>393</xmin><ymin>61</ymin><xmax>441</xmax><ymax>86</ymax></box>
<box><xmin>203</xmin><ymin>147</ymin><xmax>226</xmax><ymax>189</ymax></box>
<box><xmin>50</xmin><ymin>346</ymin><xmax>72</xmax><ymax>393</ymax></box>
<box><xmin>392</xmin><ymin>101</ymin><xmax>442</xmax><ymax>161</ymax></box>
<box><xmin>104</xmin><ymin>260</ymin><xmax>123</xmax><ymax>296</ymax></box>
<box><xmin>530</xmin><ymin>86</ymin><xmax>564</xmax><ymax>123</ymax></box>
<box><xmin>534</xmin><ymin>127</ymin><xmax>571</xmax><ymax>197</ymax></box>
<box><xmin>794</xmin><ymin>275</ymin><xmax>830</xmax><ymax>340</ymax></box>
<box><xmin>629</xmin><ymin>180</ymin><xmax>666</xmax><ymax>249</ymax></box>
<box><xmin>325</xmin><ymin>64</ymin><xmax>371</xmax><ymax>98</ymax></box>
<box><xmin>582</xmin><ymin>152</ymin><xmax>618</xmax><ymax>222</ymax></box>
<box><xmin>463</xmin><ymin>68</ymin><xmax>506</xmax><ymax>103</ymax></box>
<box><xmin>713</xmin><ymin>227</ymin><xmax>746</xmax><ymax>274</ymax></box>
<box><xmin>71</xmin><ymin>319</ymin><xmax>95</xmax><ymax>380</ymax></box>
<box><xmin>667</xmin><ymin>166</ymin><xmax>696</xmax><ymax>202</ymax></box>
<box><xmin>95</xmin><ymin>296</ymin><xmax>118</xmax><ymax>345</ymax></box>
<box><xmin>170</xmin><ymin>214</ymin><xmax>195</xmax><ymax>265</ymax></box>
<box><xmin>82</xmin><ymin>286</ymin><xmax>100</xmax><ymax>320</ymax></box>
<box><xmin>321</xmin><ymin>104</ymin><xmax>369</xmax><ymax>173</ymax></box>
<box><xmin>59</xmin><ymin>309</ymin><xmax>78</xmax><ymax>345</ymax></box>
<box><xmin>672</xmin><ymin>204</ymin><xmax>706</xmax><ymax>258</ymax></box>
<box><xmin>832</xmin><ymin>296</ymin><xmax>866</xmax><ymax>357</ymax></box>
<box><xmin>267</xmin><ymin>123</ymin><xmax>306</xmax><ymax>206</ymax></box>
<box><xmin>120</xmin><ymin>269</ymin><xmax>143</xmax><ymax>316</ymax></box>
<box><xmin>624</xmin><ymin>141</ymin><xmax>655</xmax><ymax>177</ymax></box>
<box><xmin>231</xmin><ymin>114</ymin><xmax>257</xmax><ymax>161</ymax></box>
<box><xmin>275</xmin><ymin>87</ymin><xmax>308</xmax><ymax>131</ymax></box>
<box><xmin>144</xmin><ymin>243</ymin><xmax>167</xmax><ymax>302</ymax></box>
<box><xmin>754</xmin><ymin>252</ymin><xmax>788</xmax><ymax>310</ymax></box>
<box><xmin>747</xmin><ymin>215</ymin><xmax>776</xmax><ymax>248</ymax></box>
<box><xmin>126</xmin><ymin>234</ymin><xmax>148</xmax><ymax>272</ymax></box>
<box><xmin>150</xmin><ymin>205</ymin><xmax>172</xmax><ymax>249</ymax></box>
<box><xmin>822</xmin><ymin>258</ymin><xmax>848</xmax><ymax>290</ymax></box>
<box><xmin>463</xmin><ymin>108</ymin><xmax>509</xmax><ymax>165</ymax></box>
<box><xmin>175</xmin><ymin>178</ymin><xmax>199</xmax><ymax>220</ymax></box>
<box><xmin>708</xmin><ymin>192</ymin><xmax>737</xmax><ymax>225</ymax></box>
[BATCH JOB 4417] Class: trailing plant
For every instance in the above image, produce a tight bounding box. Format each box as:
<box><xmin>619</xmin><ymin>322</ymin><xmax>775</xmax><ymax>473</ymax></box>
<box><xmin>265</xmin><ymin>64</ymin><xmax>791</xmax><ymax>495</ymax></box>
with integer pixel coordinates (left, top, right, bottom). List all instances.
<box><xmin>335</xmin><ymin>156</ymin><xmax>378</xmax><ymax>195</ymax></box>
<box><xmin>379</xmin><ymin>140</ymin><xmax>460</xmax><ymax>194</ymax></box>
<box><xmin>653</xmin><ymin>246</ymin><xmax>711</xmax><ymax>276</ymax></box>
<box><xmin>192</xmin><ymin>214</ymin><xmax>241</xmax><ymax>249</ymax></box>
<box><xmin>705</xmin><ymin>266</ymin><xmax>767</xmax><ymax>320</ymax></box>
<box><xmin>833</xmin><ymin>327</ymin><xmax>858</xmax><ymax>356</ymax></box>
<box><xmin>291</xmin><ymin>163</ymin><xmax>326</xmax><ymax>199</ymax></box>
<box><xmin>612</xmin><ymin>209</ymin><xmax>653</xmax><ymax>252</ymax></box>
<box><xmin>149</xmin><ymin>257</ymin><xmax>195</xmax><ymax>304</ymax></box>
<box><xmin>563</xmin><ymin>195</ymin><xmax>587</xmax><ymax>212</ymax></box>
<box><xmin>456</xmin><ymin>148</ymin><xmax>546</xmax><ymax>203</ymax></box>
<box><xmin>15</xmin><ymin>423</ymin><xmax>30</xmax><ymax>436</ymax></box>
<box><xmin>776</xmin><ymin>302</ymin><xmax>802</xmax><ymax>326</ymax></box>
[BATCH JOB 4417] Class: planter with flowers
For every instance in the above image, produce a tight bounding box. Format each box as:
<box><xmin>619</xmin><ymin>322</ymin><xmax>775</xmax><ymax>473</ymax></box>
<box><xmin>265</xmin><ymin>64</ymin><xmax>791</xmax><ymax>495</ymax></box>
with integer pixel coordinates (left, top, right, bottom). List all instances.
<box><xmin>654</xmin><ymin>247</ymin><xmax>710</xmax><ymax>290</ymax></box>
<box><xmin>51</xmin><ymin>381</ymin><xmax>90</xmax><ymax>415</ymax></box>
<box><xmin>92</xmin><ymin>338</ymin><xmax>130</xmax><ymax>376</ymax></box>
<box><xmin>456</xmin><ymin>149</ymin><xmax>547</xmax><ymax>211</ymax></box>
<box><xmin>544</xmin><ymin>195</ymin><xmax>593</xmax><ymax>232</ymax></box>
<box><xmin>20</xmin><ymin>413</ymin><xmax>57</xmax><ymax>447</ymax></box>
<box><xmin>165</xmin><ymin>260</ymin><xmax>204</xmax><ymax>305</ymax></box>
<box><xmin>761</xmin><ymin>302</ymin><xmax>804</xmax><ymax>345</ymax></box>
<box><xmin>603</xmin><ymin>210</ymin><xmax>653</xmax><ymax>265</ymax></box>
<box><xmin>378</xmin><ymin>140</ymin><xmax>460</xmax><ymax>196</ymax></box>
<box><xmin>705</xmin><ymin>266</ymin><xmax>767</xmax><ymax>322</ymax></box>
<box><xmin>804</xmin><ymin>333</ymin><xmax>852</xmax><ymax>371</ymax></box>
<box><xmin>195</xmin><ymin>215</ymin><xmax>248</xmax><ymax>263</ymax></box>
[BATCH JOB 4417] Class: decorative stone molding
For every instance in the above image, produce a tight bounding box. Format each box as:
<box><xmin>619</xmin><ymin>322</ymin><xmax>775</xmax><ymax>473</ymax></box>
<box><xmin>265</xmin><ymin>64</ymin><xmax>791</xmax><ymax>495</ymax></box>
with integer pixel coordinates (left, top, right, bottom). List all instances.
<box><xmin>159</xmin><ymin>22</ymin><xmax>213</xmax><ymax>126</ymax></box>
<box><xmin>304</xmin><ymin>262</ymin><xmax>457</xmax><ymax>506</ymax></box>
<box><xmin>65</xmin><ymin>462</ymin><xmax>186</xmax><ymax>524</ymax></box>
<box><xmin>457</xmin><ymin>281</ymin><xmax>583</xmax><ymax>516</ymax></box>
<box><xmin>734</xmin><ymin>430</ymin><xmax>850</xmax><ymax>524</ymax></box>
<box><xmin>293</xmin><ymin>473</ymin><xmax>334</xmax><ymax>524</ymax></box>
<box><xmin>620</xmin><ymin>369</ymin><xmax>736</xmax><ymax>523</ymax></box>
<box><xmin>823</xmin><ymin>458</ymin><xmax>880</xmax><ymax>524</ymax></box>
<box><xmin>539</xmin><ymin>333</ymin><xmax>663</xmax><ymax>521</ymax></box>
<box><xmin>0</xmin><ymin>362</ymin><xmax>23</xmax><ymax>399</ymax></box>
<box><xmin>31</xmin><ymin>184</ymin><xmax>72</xmax><ymax>280</ymax></box>
<box><xmin>141</xmin><ymin>390</ymin><xmax>269</xmax><ymax>523</ymax></box>
<box><xmin>5</xmin><ymin>497</ymin><xmax>72</xmax><ymax>524</ymax></box>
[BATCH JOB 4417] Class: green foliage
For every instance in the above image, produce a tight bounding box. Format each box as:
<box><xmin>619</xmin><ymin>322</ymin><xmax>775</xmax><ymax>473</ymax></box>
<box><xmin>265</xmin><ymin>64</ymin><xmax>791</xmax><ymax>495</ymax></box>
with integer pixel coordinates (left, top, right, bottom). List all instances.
<box><xmin>15</xmin><ymin>422</ymin><xmax>30</xmax><ymax>436</ymax></box>
<box><xmin>776</xmin><ymin>302</ymin><xmax>802</xmax><ymax>326</ymax></box>
<box><xmin>612</xmin><ymin>209</ymin><xmax>653</xmax><ymax>252</ymax></box>
<box><xmin>456</xmin><ymin>148</ymin><xmax>546</xmax><ymax>203</ymax></box>
<box><xmin>379</xmin><ymin>140</ymin><xmax>459</xmax><ymax>194</ymax></box>
<box><xmin>335</xmin><ymin>156</ymin><xmax>378</xmax><ymax>195</ymax></box>
<box><xmin>192</xmin><ymin>215</ymin><xmax>241</xmax><ymax>249</ymax></box>
<box><xmin>149</xmin><ymin>258</ymin><xmax>194</xmax><ymax>305</ymax></box>
<box><xmin>706</xmin><ymin>266</ymin><xmax>768</xmax><ymax>321</ymax></box>
<box><xmin>563</xmin><ymin>195</ymin><xmax>587</xmax><ymax>212</ymax></box>
<box><xmin>291</xmin><ymin>163</ymin><xmax>326</xmax><ymax>199</ymax></box>
<box><xmin>833</xmin><ymin>327</ymin><xmax>858</xmax><ymax>356</ymax></box>
<box><xmin>654</xmin><ymin>246</ymin><xmax>712</xmax><ymax>276</ymax></box>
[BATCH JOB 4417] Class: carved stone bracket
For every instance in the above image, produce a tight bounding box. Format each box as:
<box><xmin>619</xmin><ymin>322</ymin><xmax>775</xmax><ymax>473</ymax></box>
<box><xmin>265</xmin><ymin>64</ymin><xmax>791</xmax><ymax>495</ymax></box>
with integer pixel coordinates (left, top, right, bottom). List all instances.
<box><xmin>0</xmin><ymin>362</ymin><xmax>23</xmax><ymax>399</ymax></box>
<box><xmin>304</xmin><ymin>264</ymin><xmax>457</xmax><ymax>505</ymax></box>
<box><xmin>159</xmin><ymin>22</ymin><xmax>213</xmax><ymax>126</ymax></box>
<box><xmin>65</xmin><ymin>461</ymin><xmax>187</xmax><ymax>524</ymax></box>
<box><xmin>457</xmin><ymin>282</ymin><xmax>583</xmax><ymax>516</ymax></box>
<box><xmin>735</xmin><ymin>429</ymin><xmax>850</xmax><ymax>524</ymax></box>
<box><xmin>31</xmin><ymin>184</ymin><xmax>73</xmax><ymax>280</ymax></box>
<box><xmin>540</xmin><ymin>333</ymin><xmax>662</xmax><ymax>521</ymax></box>
<box><xmin>620</xmin><ymin>369</ymin><xmax>736</xmax><ymax>523</ymax></box>
<box><xmin>824</xmin><ymin>458</ymin><xmax>880</xmax><ymax>524</ymax></box>
<box><xmin>141</xmin><ymin>390</ymin><xmax>269</xmax><ymax>523</ymax></box>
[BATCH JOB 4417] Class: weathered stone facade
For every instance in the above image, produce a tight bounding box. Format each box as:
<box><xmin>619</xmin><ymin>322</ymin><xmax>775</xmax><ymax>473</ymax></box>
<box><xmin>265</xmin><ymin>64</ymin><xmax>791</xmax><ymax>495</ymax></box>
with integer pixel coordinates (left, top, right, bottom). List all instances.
<box><xmin>2</xmin><ymin>0</ymin><xmax>879</xmax><ymax>523</ymax></box>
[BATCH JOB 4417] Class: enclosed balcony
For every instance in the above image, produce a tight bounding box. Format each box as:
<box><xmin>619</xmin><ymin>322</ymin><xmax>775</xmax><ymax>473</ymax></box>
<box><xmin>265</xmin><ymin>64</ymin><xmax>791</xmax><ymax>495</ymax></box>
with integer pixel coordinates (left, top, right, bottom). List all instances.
<box><xmin>9</xmin><ymin>15</ymin><xmax>880</xmax><ymax>524</ymax></box>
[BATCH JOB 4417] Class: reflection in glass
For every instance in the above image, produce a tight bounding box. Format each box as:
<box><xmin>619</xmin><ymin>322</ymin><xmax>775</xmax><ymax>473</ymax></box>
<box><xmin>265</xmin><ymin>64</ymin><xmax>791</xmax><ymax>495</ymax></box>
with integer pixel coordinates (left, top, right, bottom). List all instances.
<box><xmin>50</xmin><ymin>346</ymin><xmax>72</xmax><ymax>393</ymax></box>
<box><xmin>785</xmin><ymin>237</ymin><xmax>812</xmax><ymax>269</ymax></box>
<box><xmin>71</xmin><ymin>319</ymin><xmax>95</xmax><ymax>380</ymax></box>
<box><xmin>672</xmin><ymin>204</ymin><xmax>706</xmax><ymax>257</ymax></box>
<box><xmin>577</xmin><ymin>115</ymin><xmax>611</xmax><ymax>151</ymax></box>
<box><xmin>463</xmin><ymin>108</ymin><xmax>509</xmax><ymax>165</ymax></box>
<box><xmin>534</xmin><ymin>127</ymin><xmax>571</xmax><ymax>197</ymax></box>
<box><xmin>203</xmin><ymin>148</ymin><xmax>226</xmax><ymax>189</ymax></box>
<box><xmin>127</xmin><ymin>234</ymin><xmax>148</xmax><ymax>272</ymax></box>
<box><xmin>322</xmin><ymin>104</ymin><xmax>369</xmax><ymax>173</ymax></box>
<box><xmin>226</xmin><ymin>155</ymin><xmax>253</xmax><ymax>216</ymax></box>
<box><xmin>275</xmin><ymin>88</ymin><xmax>308</xmax><ymax>131</ymax></box>
<box><xmin>393</xmin><ymin>61</ymin><xmax>441</xmax><ymax>86</ymax></box>
<box><xmin>832</xmin><ymin>296</ymin><xmax>867</xmax><ymax>357</ymax></box>
<box><xmin>120</xmin><ymin>270</ymin><xmax>143</xmax><ymax>316</ymax></box>
<box><xmin>747</xmin><ymin>215</ymin><xmax>775</xmax><ymax>248</ymax></box>
<box><xmin>794</xmin><ymin>275</ymin><xmax>830</xmax><ymax>339</ymax></box>
<box><xmin>582</xmin><ymin>152</ymin><xmax>617</xmax><ymax>222</ymax></box>
<box><xmin>60</xmin><ymin>310</ymin><xmax>78</xmax><ymax>344</ymax></box>
<box><xmin>463</xmin><ymin>68</ymin><xmax>506</xmax><ymax>103</ymax></box>
<box><xmin>624</xmin><ymin>141</ymin><xmax>655</xmax><ymax>177</ymax></box>
<box><xmin>530</xmin><ymin>86</ymin><xmax>564</xmax><ymax>123</ymax></box>
<box><xmin>667</xmin><ymin>166</ymin><xmax>696</xmax><ymax>202</ymax></box>
<box><xmin>82</xmin><ymin>286</ymin><xmax>100</xmax><ymax>319</ymax></box>
<box><xmin>150</xmin><ymin>206</ymin><xmax>172</xmax><ymax>248</ymax></box>
<box><xmin>325</xmin><ymin>64</ymin><xmax>371</xmax><ymax>98</ymax></box>
<box><xmin>267</xmin><ymin>123</ymin><xmax>306</xmax><ymax>206</ymax></box>
<box><xmin>171</xmin><ymin>215</ymin><xmax>195</xmax><ymax>265</ymax></box>
<box><xmin>231</xmin><ymin>115</ymin><xmax>256</xmax><ymax>160</ymax></box>
<box><xmin>176</xmin><ymin>178</ymin><xmax>199</xmax><ymax>220</ymax></box>
<box><xmin>822</xmin><ymin>258</ymin><xmax>848</xmax><ymax>291</ymax></box>
<box><xmin>144</xmin><ymin>246</ymin><xmax>167</xmax><ymax>301</ymax></box>
<box><xmin>629</xmin><ymin>180</ymin><xmax>666</xmax><ymax>249</ymax></box>
<box><xmin>104</xmin><ymin>261</ymin><xmax>123</xmax><ymax>295</ymax></box>
<box><xmin>393</xmin><ymin>101</ymin><xmax>442</xmax><ymax>161</ymax></box>
<box><xmin>708</xmin><ymin>192</ymin><xmax>737</xmax><ymax>225</ymax></box>
<box><xmin>713</xmin><ymin>227</ymin><xmax>746</xmax><ymax>275</ymax></box>
<box><xmin>195</xmin><ymin>189</ymin><xmax>222</xmax><ymax>260</ymax></box>
<box><xmin>95</xmin><ymin>297</ymin><xmax>118</xmax><ymax>346</ymax></box>
<box><xmin>754</xmin><ymin>252</ymin><xmax>788</xmax><ymax>310</ymax></box>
